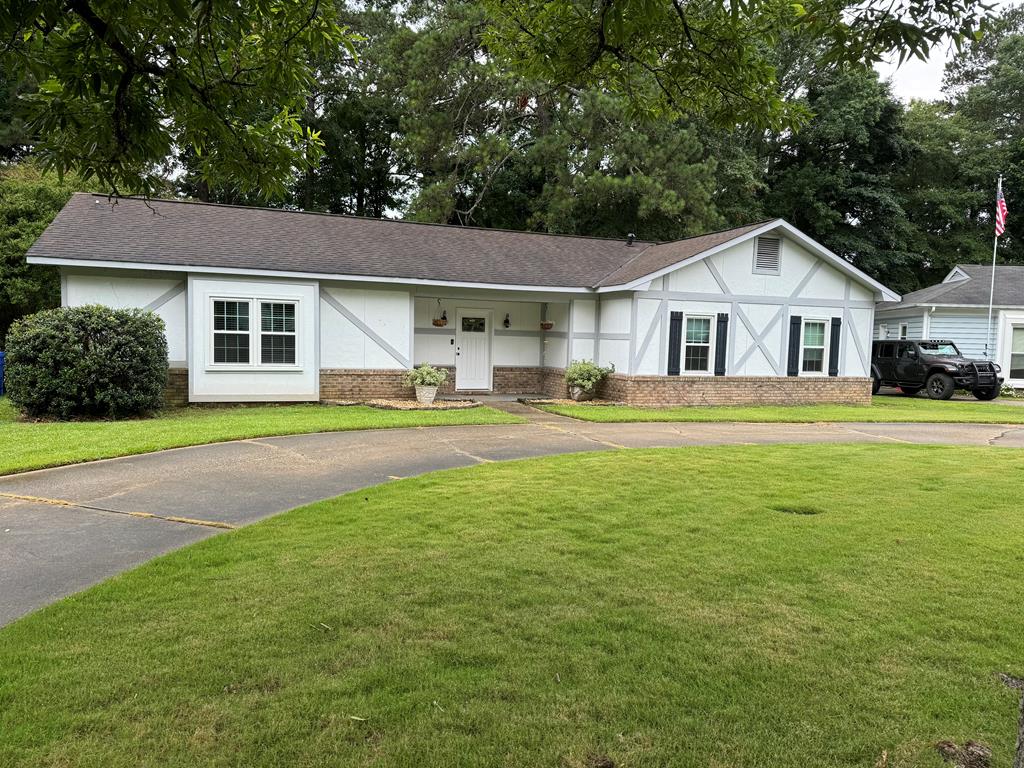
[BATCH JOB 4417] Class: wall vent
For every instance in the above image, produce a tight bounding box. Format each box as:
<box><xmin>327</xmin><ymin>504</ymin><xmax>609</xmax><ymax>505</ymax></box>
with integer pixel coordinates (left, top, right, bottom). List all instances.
<box><xmin>753</xmin><ymin>236</ymin><xmax>781</xmax><ymax>275</ymax></box>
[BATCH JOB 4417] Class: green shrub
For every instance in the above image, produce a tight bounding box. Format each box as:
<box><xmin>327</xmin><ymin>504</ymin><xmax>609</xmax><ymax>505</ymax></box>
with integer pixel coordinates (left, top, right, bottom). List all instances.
<box><xmin>404</xmin><ymin>364</ymin><xmax>448</xmax><ymax>388</ymax></box>
<box><xmin>5</xmin><ymin>305</ymin><xmax>168</xmax><ymax>419</ymax></box>
<box><xmin>564</xmin><ymin>360</ymin><xmax>614</xmax><ymax>392</ymax></box>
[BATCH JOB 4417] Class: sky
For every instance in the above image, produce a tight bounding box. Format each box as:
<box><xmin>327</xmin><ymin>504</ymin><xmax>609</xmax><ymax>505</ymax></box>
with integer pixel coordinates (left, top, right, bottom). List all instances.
<box><xmin>875</xmin><ymin>0</ymin><xmax>1021</xmax><ymax>103</ymax></box>
<box><xmin>874</xmin><ymin>49</ymin><xmax>953</xmax><ymax>102</ymax></box>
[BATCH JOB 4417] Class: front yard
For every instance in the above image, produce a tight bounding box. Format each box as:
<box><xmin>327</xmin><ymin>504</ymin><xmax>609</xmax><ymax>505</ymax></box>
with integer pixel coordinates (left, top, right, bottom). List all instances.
<box><xmin>3</xmin><ymin>446</ymin><xmax>1023</xmax><ymax>767</ymax></box>
<box><xmin>538</xmin><ymin>395</ymin><xmax>1024</xmax><ymax>423</ymax></box>
<box><xmin>0</xmin><ymin>398</ymin><xmax>522</xmax><ymax>476</ymax></box>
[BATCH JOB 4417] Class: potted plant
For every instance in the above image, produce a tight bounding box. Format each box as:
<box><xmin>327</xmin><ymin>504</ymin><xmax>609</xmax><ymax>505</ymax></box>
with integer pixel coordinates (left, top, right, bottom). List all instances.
<box><xmin>405</xmin><ymin>364</ymin><xmax>448</xmax><ymax>405</ymax></box>
<box><xmin>564</xmin><ymin>360</ymin><xmax>613</xmax><ymax>402</ymax></box>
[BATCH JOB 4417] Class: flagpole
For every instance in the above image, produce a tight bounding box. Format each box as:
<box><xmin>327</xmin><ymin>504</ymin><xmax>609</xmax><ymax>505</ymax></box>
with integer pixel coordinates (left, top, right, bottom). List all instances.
<box><xmin>986</xmin><ymin>174</ymin><xmax>1001</xmax><ymax>358</ymax></box>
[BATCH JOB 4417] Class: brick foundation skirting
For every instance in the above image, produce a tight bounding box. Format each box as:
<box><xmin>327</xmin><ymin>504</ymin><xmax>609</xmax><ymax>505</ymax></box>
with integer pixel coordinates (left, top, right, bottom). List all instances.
<box><xmin>165</xmin><ymin>368</ymin><xmax>189</xmax><ymax>407</ymax></box>
<box><xmin>590</xmin><ymin>372</ymin><xmax>872</xmax><ymax>407</ymax></box>
<box><xmin>173</xmin><ymin>366</ymin><xmax>869</xmax><ymax>406</ymax></box>
<box><xmin>320</xmin><ymin>366</ymin><xmax>548</xmax><ymax>400</ymax></box>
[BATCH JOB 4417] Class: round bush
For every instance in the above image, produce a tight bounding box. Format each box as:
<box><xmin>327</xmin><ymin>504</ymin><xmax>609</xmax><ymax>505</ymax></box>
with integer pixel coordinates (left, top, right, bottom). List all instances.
<box><xmin>5</xmin><ymin>305</ymin><xmax>168</xmax><ymax>419</ymax></box>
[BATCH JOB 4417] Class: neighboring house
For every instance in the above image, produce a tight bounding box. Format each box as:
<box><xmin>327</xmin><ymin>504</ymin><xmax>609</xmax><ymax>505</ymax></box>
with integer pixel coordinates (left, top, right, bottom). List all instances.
<box><xmin>27</xmin><ymin>194</ymin><xmax>898</xmax><ymax>406</ymax></box>
<box><xmin>874</xmin><ymin>264</ymin><xmax>1024</xmax><ymax>388</ymax></box>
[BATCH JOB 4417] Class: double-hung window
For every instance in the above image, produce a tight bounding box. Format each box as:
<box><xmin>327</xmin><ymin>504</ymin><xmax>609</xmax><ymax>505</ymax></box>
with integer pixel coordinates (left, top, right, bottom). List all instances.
<box><xmin>684</xmin><ymin>316</ymin><xmax>713</xmax><ymax>373</ymax></box>
<box><xmin>213</xmin><ymin>300</ymin><xmax>251</xmax><ymax>364</ymax></box>
<box><xmin>800</xmin><ymin>319</ymin><xmax>828</xmax><ymax>374</ymax></box>
<box><xmin>260</xmin><ymin>302</ymin><xmax>297</xmax><ymax>365</ymax></box>
<box><xmin>211</xmin><ymin>298</ymin><xmax>298</xmax><ymax>367</ymax></box>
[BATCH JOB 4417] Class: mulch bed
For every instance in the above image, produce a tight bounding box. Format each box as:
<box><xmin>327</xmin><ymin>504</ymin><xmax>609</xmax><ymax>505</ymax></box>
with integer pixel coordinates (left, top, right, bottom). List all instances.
<box><xmin>519</xmin><ymin>397</ymin><xmax>626</xmax><ymax>406</ymax></box>
<box><xmin>364</xmin><ymin>399</ymin><xmax>482</xmax><ymax>411</ymax></box>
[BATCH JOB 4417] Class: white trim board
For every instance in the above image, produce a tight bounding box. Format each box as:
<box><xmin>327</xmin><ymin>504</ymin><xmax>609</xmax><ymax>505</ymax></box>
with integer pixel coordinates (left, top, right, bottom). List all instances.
<box><xmin>31</xmin><ymin>256</ymin><xmax>590</xmax><ymax>294</ymax></box>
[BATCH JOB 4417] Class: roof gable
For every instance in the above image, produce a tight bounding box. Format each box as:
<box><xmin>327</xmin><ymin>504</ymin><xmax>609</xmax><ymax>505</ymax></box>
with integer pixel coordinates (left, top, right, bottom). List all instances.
<box><xmin>595</xmin><ymin>219</ymin><xmax>899</xmax><ymax>301</ymax></box>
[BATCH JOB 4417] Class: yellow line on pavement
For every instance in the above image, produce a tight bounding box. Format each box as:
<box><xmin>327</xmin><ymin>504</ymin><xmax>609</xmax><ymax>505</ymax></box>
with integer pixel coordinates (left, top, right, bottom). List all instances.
<box><xmin>0</xmin><ymin>492</ymin><xmax>235</xmax><ymax>529</ymax></box>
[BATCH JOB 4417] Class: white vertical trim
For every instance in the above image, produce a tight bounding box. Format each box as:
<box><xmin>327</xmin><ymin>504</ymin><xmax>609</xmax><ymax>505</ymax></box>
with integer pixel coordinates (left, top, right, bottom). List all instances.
<box><xmin>593</xmin><ymin>298</ymin><xmax>602</xmax><ymax>364</ymax></box>
<box><xmin>658</xmin><ymin>300</ymin><xmax>669</xmax><ymax>374</ymax></box>
<box><xmin>839</xmin><ymin>279</ymin><xmax>850</xmax><ymax>376</ymax></box>
<box><xmin>627</xmin><ymin>295</ymin><xmax>638</xmax><ymax>374</ymax></box>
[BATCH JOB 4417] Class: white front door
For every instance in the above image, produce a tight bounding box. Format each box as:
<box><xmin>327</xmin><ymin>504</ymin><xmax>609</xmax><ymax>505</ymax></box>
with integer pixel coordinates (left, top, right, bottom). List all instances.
<box><xmin>455</xmin><ymin>309</ymin><xmax>492</xmax><ymax>390</ymax></box>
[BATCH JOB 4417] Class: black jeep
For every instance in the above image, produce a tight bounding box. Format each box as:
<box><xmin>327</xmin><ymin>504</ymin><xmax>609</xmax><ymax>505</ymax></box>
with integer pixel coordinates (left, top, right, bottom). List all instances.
<box><xmin>870</xmin><ymin>339</ymin><xmax>1003</xmax><ymax>400</ymax></box>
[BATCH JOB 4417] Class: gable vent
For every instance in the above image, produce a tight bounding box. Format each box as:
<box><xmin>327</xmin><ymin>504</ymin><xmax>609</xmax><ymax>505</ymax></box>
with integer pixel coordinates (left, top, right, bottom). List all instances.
<box><xmin>753</xmin><ymin>236</ymin><xmax>781</xmax><ymax>274</ymax></box>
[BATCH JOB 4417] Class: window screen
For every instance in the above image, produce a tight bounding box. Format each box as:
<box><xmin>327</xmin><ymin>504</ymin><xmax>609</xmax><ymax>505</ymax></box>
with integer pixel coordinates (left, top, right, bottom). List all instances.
<box><xmin>801</xmin><ymin>320</ymin><xmax>826</xmax><ymax>373</ymax></box>
<box><xmin>259</xmin><ymin>302</ymin><xmax>297</xmax><ymax>365</ymax></box>
<box><xmin>684</xmin><ymin>316</ymin><xmax>712</xmax><ymax>372</ymax></box>
<box><xmin>461</xmin><ymin>317</ymin><xmax>486</xmax><ymax>332</ymax></box>
<box><xmin>213</xmin><ymin>300</ymin><xmax>250</xmax><ymax>364</ymax></box>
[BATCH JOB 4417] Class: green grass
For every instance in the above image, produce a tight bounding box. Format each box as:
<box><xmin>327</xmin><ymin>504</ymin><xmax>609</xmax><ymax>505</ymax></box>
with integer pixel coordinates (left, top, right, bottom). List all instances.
<box><xmin>3</xmin><ymin>446</ymin><xmax>1024</xmax><ymax>767</ymax></box>
<box><xmin>539</xmin><ymin>395</ymin><xmax>1024</xmax><ymax>423</ymax></box>
<box><xmin>0</xmin><ymin>398</ymin><xmax>522</xmax><ymax>476</ymax></box>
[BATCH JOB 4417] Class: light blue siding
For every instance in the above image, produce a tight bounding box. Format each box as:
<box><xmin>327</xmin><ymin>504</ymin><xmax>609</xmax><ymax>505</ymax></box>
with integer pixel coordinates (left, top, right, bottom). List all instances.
<box><xmin>874</xmin><ymin>314</ymin><xmax>924</xmax><ymax>340</ymax></box>
<box><xmin>928</xmin><ymin>311</ymin><xmax>994</xmax><ymax>358</ymax></box>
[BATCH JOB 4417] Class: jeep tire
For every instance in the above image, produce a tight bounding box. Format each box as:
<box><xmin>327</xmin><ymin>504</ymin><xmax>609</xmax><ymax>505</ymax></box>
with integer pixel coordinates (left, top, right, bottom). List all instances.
<box><xmin>973</xmin><ymin>387</ymin><xmax>999</xmax><ymax>401</ymax></box>
<box><xmin>926</xmin><ymin>372</ymin><xmax>955</xmax><ymax>400</ymax></box>
<box><xmin>871</xmin><ymin>375</ymin><xmax>881</xmax><ymax>395</ymax></box>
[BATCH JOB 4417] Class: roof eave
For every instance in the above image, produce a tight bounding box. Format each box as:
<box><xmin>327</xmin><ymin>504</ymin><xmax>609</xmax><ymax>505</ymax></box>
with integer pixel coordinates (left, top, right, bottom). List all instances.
<box><xmin>27</xmin><ymin>255</ymin><xmax>597</xmax><ymax>294</ymax></box>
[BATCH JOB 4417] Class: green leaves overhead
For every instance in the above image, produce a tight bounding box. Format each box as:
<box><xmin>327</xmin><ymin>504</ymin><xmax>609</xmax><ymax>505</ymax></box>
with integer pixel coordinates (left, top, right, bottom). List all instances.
<box><xmin>0</xmin><ymin>0</ymin><xmax>355</xmax><ymax>197</ymax></box>
<box><xmin>483</xmin><ymin>0</ymin><xmax>992</xmax><ymax>128</ymax></box>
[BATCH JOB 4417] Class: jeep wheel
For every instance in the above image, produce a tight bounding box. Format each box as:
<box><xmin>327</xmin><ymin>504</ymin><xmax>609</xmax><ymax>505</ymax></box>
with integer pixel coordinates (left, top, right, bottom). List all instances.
<box><xmin>899</xmin><ymin>386</ymin><xmax>922</xmax><ymax>396</ymax></box>
<box><xmin>973</xmin><ymin>387</ymin><xmax>1000</xmax><ymax>401</ymax></box>
<box><xmin>871</xmin><ymin>375</ymin><xmax>881</xmax><ymax>395</ymax></box>
<box><xmin>926</xmin><ymin>373</ymin><xmax>955</xmax><ymax>400</ymax></box>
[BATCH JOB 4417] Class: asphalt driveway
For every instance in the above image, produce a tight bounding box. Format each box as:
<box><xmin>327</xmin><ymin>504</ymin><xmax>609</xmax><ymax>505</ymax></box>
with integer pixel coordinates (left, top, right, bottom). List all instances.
<box><xmin>3</xmin><ymin>405</ymin><xmax>1024</xmax><ymax>625</ymax></box>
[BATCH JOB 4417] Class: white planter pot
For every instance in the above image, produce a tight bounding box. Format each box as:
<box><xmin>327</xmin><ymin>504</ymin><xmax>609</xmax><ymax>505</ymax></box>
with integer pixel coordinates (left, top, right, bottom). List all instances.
<box><xmin>415</xmin><ymin>385</ymin><xmax>439</xmax><ymax>405</ymax></box>
<box><xmin>569</xmin><ymin>385</ymin><xmax>595</xmax><ymax>402</ymax></box>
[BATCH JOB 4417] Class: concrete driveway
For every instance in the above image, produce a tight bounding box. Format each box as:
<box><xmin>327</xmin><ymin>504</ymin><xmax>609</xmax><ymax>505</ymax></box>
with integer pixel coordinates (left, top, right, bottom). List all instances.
<box><xmin>3</xmin><ymin>404</ymin><xmax>1024</xmax><ymax>626</ymax></box>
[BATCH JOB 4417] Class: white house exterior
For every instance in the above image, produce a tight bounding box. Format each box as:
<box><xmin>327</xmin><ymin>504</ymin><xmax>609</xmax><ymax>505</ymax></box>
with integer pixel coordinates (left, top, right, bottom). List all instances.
<box><xmin>874</xmin><ymin>264</ymin><xmax>1024</xmax><ymax>389</ymax></box>
<box><xmin>29</xmin><ymin>194</ymin><xmax>898</xmax><ymax>406</ymax></box>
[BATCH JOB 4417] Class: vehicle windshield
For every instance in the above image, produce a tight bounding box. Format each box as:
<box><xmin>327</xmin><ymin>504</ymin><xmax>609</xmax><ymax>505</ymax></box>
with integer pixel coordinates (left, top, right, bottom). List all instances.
<box><xmin>918</xmin><ymin>342</ymin><xmax>960</xmax><ymax>356</ymax></box>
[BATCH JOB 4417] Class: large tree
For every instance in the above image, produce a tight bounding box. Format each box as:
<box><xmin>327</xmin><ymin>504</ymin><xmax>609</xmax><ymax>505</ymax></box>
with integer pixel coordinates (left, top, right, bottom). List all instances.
<box><xmin>0</xmin><ymin>0</ymin><xmax>354</xmax><ymax>197</ymax></box>
<box><xmin>762</xmin><ymin>67</ymin><xmax>918</xmax><ymax>290</ymax></box>
<box><xmin>0</xmin><ymin>164</ymin><xmax>89</xmax><ymax>345</ymax></box>
<box><xmin>483</xmin><ymin>0</ymin><xmax>993</xmax><ymax>129</ymax></box>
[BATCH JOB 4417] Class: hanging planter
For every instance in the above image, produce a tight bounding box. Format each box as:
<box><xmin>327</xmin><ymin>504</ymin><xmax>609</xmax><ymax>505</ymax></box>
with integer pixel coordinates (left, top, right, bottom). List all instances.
<box><xmin>540</xmin><ymin>321</ymin><xmax>554</xmax><ymax>331</ymax></box>
<box><xmin>432</xmin><ymin>299</ymin><xmax>448</xmax><ymax>327</ymax></box>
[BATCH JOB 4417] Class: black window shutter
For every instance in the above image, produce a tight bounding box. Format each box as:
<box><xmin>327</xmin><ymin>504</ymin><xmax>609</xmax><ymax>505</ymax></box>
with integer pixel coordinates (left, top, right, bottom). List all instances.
<box><xmin>787</xmin><ymin>315</ymin><xmax>802</xmax><ymax>377</ymax></box>
<box><xmin>714</xmin><ymin>313</ymin><xmax>729</xmax><ymax>376</ymax></box>
<box><xmin>828</xmin><ymin>317</ymin><xmax>842</xmax><ymax>377</ymax></box>
<box><xmin>667</xmin><ymin>312</ymin><xmax>683</xmax><ymax>376</ymax></box>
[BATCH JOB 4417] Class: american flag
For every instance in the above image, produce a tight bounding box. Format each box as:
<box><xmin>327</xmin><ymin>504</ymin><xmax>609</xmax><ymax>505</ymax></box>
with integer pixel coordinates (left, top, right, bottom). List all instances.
<box><xmin>995</xmin><ymin>177</ymin><xmax>1008</xmax><ymax>236</ymax></box>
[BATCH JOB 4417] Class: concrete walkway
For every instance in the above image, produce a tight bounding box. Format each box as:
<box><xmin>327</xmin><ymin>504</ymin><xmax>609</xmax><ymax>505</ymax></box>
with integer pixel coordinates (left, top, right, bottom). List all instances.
<box><xmin>3</xmin><ymin>404</ymin><xmax>1024</xmax><ymax>626</ymax></box>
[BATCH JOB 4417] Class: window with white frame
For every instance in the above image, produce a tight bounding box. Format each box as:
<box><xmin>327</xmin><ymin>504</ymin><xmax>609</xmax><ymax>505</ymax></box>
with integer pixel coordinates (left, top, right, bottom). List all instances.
<box><xmin>213</xmin><ymin>300</ymin><xmax>251</xmax><ymax>364</ymax></box>
<box><xmin>260</xmin><ymin>301</ymin><xmax>297</xmax><ymax>365</ymax></box>
<box><xmin>800</xmin><ymin>319</ymin><xmax>828</xmax><ymax>374</ymax></box>
<box><xmin>211</xmin><ymin>298</ymin><xmax>298</xmax><ymax>367</ymax></box>
<box><xmin>684</xmin><ymin>316</ymin><xmax>713</xmax><ymax>372</ymax></box>
<box><xmin>898</xmin><ymin>322</ymin><xmax>909</xmax><ymax>340</ymax></box>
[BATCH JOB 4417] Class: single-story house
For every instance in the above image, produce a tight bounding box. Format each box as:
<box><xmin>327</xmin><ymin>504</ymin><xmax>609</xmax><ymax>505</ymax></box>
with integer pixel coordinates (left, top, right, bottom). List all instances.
<box><xmin>27</xmin><ymin>194</ymin><xmax>898</xmax><ymax>406</ymax></box>
<box><xmin>874</xmin><ymin>264</ymin><xmax>1024</xmax><ymax>388</ymax></box>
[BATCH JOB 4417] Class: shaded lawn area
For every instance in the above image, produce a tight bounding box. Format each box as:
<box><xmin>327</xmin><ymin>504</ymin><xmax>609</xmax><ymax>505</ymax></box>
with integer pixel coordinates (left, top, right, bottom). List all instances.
<box><xmin>0</xmin><ymin>398</ymin><xmax>522</xmax><ymax>476</ymax></box>
<box><xmin>539</xmin><ymin>395</ymin><xmax>1024</xmax><ymax>424</ymax></box>
<box><xmin>3</xmin><ymin>446</ymin><xmax>1024</xmax><ymax>767</ymax></box>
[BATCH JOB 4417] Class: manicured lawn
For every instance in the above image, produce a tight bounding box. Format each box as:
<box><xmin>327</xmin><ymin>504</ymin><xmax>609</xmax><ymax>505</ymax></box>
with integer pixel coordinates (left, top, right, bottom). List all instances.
<box><xmin>539</xmin><ymin>395</ymin><xmax>1024</xmax><ymax>423</ymax></box>
<box><xmin>3</xmin><ymin>446</ymin><xmax>1023</xmax><ymax>767</ymax></box>
<box><xmin>0</xmin><ymin>398</ymin><xmax>522</xmax><ymax>476</ymax></box>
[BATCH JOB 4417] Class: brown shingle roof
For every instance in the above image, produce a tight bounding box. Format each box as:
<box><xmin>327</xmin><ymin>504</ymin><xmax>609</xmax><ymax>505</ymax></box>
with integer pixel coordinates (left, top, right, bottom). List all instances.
<box><xmin>877</xmin><ymin>264</ymin><xmax>1024</xmax><ymax>310</ymax></box>
<box><xmin>594</xmin><ymin>221</ymin><xmax>772</xmax><ymax>287</ymax></box>
<box><xmin>28</xmin><ymin>194</ymin><xmax>773</xmax><ymax>289</ymax></box>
